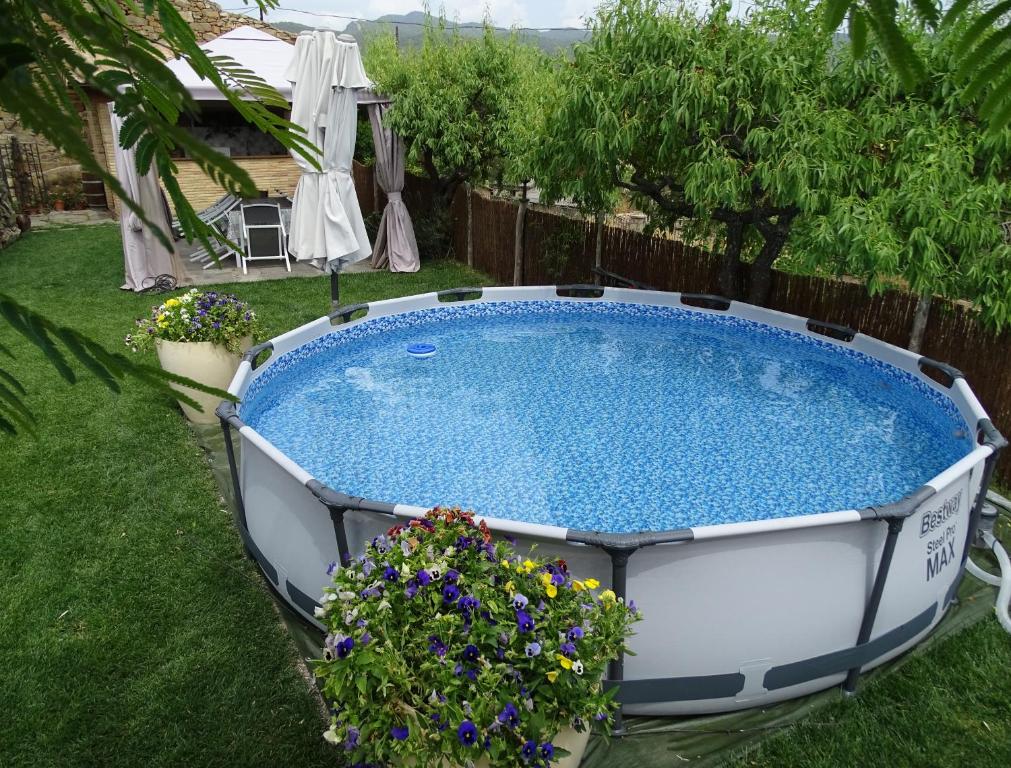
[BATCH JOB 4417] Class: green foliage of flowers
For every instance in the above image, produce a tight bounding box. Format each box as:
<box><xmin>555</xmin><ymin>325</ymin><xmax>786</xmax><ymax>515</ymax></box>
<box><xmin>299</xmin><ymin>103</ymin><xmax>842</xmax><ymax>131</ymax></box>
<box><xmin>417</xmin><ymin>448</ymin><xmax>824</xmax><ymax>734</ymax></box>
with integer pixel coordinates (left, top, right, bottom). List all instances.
<box><xmin>314</xmin><ymin>507</ymin><xmax>639</xmax><ymax>767</ymax></box>
<box><xmin>125</xmin><ymin>289</ymin><xmax>259</xmax><ymax>354</ymax></box>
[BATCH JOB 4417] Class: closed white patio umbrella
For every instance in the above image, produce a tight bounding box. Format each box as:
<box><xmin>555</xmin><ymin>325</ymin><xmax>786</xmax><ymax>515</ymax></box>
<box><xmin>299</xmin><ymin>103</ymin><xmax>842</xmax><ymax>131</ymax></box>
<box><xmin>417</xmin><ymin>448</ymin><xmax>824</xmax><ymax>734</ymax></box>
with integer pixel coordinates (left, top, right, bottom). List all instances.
<box><xmin>286</xmin><ymin>31</ymin><xmax>371</xmax><ymax>272</ymax></box>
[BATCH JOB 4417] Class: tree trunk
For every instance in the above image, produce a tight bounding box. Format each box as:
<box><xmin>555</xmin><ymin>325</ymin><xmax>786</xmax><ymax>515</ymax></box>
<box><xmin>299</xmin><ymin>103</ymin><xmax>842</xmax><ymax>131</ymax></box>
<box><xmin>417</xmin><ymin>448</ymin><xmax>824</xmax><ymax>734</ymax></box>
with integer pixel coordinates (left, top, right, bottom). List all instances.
<box><xmin>908</xmin><ymin>293</ymin><xmax>932</xmax><ymax>353</ymax></box>
<box><xmin>465</xmin><ymin>183</ymin><xmax>473</xmax><ymax>268</ymax></box>
<box><xmin>513</xmin><ymin>182</ymin><xmax>527</xmax><ymax>286</ymax></box>
<box><xmin>593</xmin><ymin>211</ymin><xmax>604</xmax><ymax>285</ymax></box>
<box><xmin>719</xmin><ymin>220</ymin><xmax>745</xmax><ymax>299</ymax></box>
<box><xmin>747</xmin><ymin>216</ymin><xmax>795</xmax><ymax>306</ymax></box>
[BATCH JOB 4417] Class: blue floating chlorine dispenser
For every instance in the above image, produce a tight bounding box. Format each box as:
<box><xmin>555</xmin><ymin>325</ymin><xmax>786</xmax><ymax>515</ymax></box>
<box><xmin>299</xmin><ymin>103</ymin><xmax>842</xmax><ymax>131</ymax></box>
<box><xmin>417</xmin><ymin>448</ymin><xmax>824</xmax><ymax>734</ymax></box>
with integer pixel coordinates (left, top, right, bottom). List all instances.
<box><xmin>407</xmin><ymin>342</ymin><xmax>436</xmax><ymax>359</ymax></box>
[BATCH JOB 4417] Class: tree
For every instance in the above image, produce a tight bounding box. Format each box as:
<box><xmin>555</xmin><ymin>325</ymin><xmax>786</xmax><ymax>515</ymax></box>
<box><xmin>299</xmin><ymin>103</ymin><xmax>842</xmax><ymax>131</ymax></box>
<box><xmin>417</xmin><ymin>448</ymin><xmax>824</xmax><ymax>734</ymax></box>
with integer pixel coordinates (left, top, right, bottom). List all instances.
<box><xmin>822</xmin><ymin>1</ymin><xmax>1011</xmax><ymax>132</ymax></box>
<box><xmin>534</xmin><ymin>0</ymin><xmax>855</xmax><ymax>304</ymax></box>
<box><xmin>364</xmin><ymin>19</ymin><xmax>551</xmax><ymax>213</ymax></box>
<box><xmin>0</xmin><ymin>1</ymin><xmax>313</xmax><ymax>434</ymax></box>
<box><xmin>792</xmin><ymin>12</ymin><xmax>1011</xmax><ymax>334</ymax></box>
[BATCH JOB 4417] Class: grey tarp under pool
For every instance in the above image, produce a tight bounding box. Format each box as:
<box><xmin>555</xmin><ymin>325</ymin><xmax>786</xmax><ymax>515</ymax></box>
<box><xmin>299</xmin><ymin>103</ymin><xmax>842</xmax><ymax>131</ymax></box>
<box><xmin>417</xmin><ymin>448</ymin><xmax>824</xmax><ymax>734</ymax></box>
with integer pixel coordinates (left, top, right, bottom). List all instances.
<box><xmin>191</xmin><ymin>422</ymin><xmax>1000</xmax><ymax>767</ymax></box>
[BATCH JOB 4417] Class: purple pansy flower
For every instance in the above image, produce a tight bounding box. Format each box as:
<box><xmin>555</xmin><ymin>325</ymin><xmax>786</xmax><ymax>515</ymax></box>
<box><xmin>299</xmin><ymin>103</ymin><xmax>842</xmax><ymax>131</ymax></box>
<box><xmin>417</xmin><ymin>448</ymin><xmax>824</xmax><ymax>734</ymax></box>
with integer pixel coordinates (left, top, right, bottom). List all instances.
<box><xmin>336</xmin><ymin>637</ymin><xmax>354</xmax><ymax>659</ymax></box>
<box><xmin>428</xmin><ymin>635</ymin><xmax>447</xmax><ymax>657</ymax></box>
<box><xmin>461</xmin><ymin>644</ymin><xmax>480</xmax><ymax>663</ymax></box>
<box><xmin>497</xmin><ymin>702</ymin><xmax>520</xmax><ymax>729</ymax></box>
<box><xmin>560</xmin><ymin>641</ymin><xmax>576</xmax><ymax>657</ymax></box>
<box><xmin>445</xmin><ymin>569</ymin><xmax>460</xmax><ymax>583</ymax></box>
<box><xmin>416</xmin><ymin>569</ymin><xmax>431</xmax><ymax>586</ymax></box>
<box><xmin>521</xmin><ymin>740</ymin><xmax>537</xmax><ymax>762</ymax></box>
<box><xmin>459</xmin><ymin>595</ymin><xmax>480</xmax><ymax>613</ymax></box>
<box><xmin>551</xmin><ymin>572</ymin><xmax>565</xmax><ymax>586</ymax></box>
<box><xmin>540</xmin><ymin>742</ymin><xmax>554</xmax><ymax>760</ymax></box>
<box><xmin>568</xmin><ymin>626</ymin><xmax>585</xmax><ymax>641</ymax></box>
<box><xmin>516</xmin><ymin>610</ymin><xmax>535</xmax><ymax>633</ymax></box>
<box><xmin>344</xmin><ymin>725</ymin><xmax>359</xmax><ymax>751</ymax></box>
<box><xmin>443</xmin><ymin>583</ymin><xmax>460</xmax><ymax>604</ymax></box>
<box><xmin>382</xmin><ymin>564</ymin><xmax>399</xmax><ymax>583</ymax></box>
<box><xmin>390</xmin><ymin>725</ymin><xmax>409</xmax><ymax>741</ymax></box>
<box><xmin>405</xmin><ymin>579</ymin><xmax>420</xmax><ymax>599</ymax></box>
<box><xmin>360</xmin><ymin>631</ymin><xmax>371</xmax><ymax>645</ymax></box>
<box><xmin>513</xmin><ymin>593</ymin><xmax>529</xmax><ymax>610</ymax></box>
<box><xmin>457</xmin><ymin>721</ymin><xmax>479</xmax><ymax>747</ymax></box>
<box><xmin>326</xmin><ymin>561</ymin><xmax>338</xmax><ymax>576</ymax></box>
<box><xmin>524</xmin><ymin>641</ymin><xmax>541</xmax><ymax>657</ymax></box>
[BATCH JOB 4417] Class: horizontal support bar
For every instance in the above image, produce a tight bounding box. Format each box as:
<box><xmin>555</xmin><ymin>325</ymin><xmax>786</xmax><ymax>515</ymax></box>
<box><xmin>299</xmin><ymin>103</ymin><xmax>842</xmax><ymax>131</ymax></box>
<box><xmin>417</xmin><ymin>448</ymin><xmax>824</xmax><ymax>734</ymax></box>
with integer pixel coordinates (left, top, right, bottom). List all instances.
<box><xmin>565</xmin><ymin>528</ymin><xmax>694</xmax><ymax>548</ymax></box>
<box><xmin>605</xmin><ymin>671</ymin><xmax>746</xmax><ymax>704</ymax></box>
<box><xmin>763</xmin><ymin>603</ymin><xmax>936</xmax><ymax>691</ymax></box>
<box><xmin>860</xmin><ymin>485</ymin><xmax>935</xmax><ymax>520</ymax></box>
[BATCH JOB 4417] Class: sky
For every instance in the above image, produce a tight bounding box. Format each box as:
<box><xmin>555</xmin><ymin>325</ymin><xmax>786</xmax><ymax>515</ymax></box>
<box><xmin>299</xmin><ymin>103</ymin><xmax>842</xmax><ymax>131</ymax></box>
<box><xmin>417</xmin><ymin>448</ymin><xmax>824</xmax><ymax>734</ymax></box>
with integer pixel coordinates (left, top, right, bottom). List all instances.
<box><xmin>222</xmin><ymin>1</ymin><xmax>605</xmax><ymax>30</ymax></box>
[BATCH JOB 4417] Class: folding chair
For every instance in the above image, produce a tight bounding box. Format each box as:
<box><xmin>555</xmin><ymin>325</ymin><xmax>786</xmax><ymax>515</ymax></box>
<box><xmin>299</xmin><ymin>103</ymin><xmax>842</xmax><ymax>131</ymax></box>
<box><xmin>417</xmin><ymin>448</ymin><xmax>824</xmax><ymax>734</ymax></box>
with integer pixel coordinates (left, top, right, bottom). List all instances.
<box><xmin>172</xmin><ymin>193</ymin><xmax>240</xmax><ymax>241</ymax></box>
<box><xmin>240</xmin><ymin>202</ymin><xmax>290</xmax><ymax>274</ymax></box>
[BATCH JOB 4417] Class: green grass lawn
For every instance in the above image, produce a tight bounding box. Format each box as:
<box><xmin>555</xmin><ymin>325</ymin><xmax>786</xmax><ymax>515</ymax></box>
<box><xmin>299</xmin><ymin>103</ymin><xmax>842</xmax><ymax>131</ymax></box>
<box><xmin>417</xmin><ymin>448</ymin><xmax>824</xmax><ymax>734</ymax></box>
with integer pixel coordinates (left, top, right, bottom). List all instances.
<box><xmin>1</xmin><ymin>225</ymin><xmax>1010</xmax><ymax>767</ymax></box>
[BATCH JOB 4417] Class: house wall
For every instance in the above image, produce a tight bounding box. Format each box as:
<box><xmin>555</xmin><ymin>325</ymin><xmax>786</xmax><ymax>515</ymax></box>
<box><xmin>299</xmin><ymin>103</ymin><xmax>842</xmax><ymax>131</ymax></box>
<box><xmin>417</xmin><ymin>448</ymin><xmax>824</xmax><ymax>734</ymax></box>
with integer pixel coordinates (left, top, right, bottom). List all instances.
<box><xmin>3</xmin><ymin>1</ymin><xmax>296</xmax><ymax>209</ymax></box>
<box><xmin>168</xmin><ymin>156</ymin><xmax>302</xmax><ymax>214</ymax></box>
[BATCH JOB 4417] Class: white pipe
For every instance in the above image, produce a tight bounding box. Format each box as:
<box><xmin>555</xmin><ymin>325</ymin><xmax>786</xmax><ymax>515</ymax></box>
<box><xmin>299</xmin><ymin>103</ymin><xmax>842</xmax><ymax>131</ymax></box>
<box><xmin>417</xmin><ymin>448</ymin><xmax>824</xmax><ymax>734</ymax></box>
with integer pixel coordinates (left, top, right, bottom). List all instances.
<box><xmin>967</xmin><ymin>531</ymin><xmax>1011</xmax><ymax>634</ymax></box>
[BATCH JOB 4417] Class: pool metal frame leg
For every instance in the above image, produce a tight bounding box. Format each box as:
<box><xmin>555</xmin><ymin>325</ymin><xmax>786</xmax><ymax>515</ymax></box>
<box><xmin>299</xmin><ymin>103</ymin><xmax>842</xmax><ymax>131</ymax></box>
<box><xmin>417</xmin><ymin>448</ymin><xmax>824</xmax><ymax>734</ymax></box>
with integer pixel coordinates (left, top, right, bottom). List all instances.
<box><xmin>842</xmin><ymin>517</ymin><xmax>904</xmax><ymax>695</ymax></box>
<box><xmin>603</xmin><ymin>545</ymin><xmax>637</xmax><ymax>736</ymax></box>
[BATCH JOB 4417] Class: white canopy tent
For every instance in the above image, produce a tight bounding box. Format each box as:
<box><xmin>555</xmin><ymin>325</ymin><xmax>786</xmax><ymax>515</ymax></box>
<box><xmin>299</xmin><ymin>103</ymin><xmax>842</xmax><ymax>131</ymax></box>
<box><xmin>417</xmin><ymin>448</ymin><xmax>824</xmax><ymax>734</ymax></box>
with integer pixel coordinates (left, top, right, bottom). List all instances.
<box><xmin>164</xmin><ymin>26</ymin><xmax>294</xmax><ymax>101</ymax></box>
<box><xmin>113</xmin><ymin>25</ymin><xmax>418</xmax><ymax>292</ymax></box>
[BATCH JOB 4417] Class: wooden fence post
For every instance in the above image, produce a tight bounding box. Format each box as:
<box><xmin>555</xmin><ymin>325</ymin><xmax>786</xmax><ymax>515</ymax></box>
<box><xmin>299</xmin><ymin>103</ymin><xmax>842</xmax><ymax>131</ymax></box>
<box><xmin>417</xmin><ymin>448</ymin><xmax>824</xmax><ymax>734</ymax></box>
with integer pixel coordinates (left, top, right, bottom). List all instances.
<box><xmin>908</xmin><ymin>293</ymin><xmax>932</xmax><ymax>352</ymax></box>
<box><xmin>593</xmin><ymin>211</ymin><xmax>604</xmax><ymax>284</ymax></box>
<box><xmin>513</xmin><ymin>181</ymin><xmax>527</xmax><ymax>286</ymax></box>
<box><xmin>466</xmin><ymin>183</ymin><xmax>473</xmax><ymax>268</ymax></box>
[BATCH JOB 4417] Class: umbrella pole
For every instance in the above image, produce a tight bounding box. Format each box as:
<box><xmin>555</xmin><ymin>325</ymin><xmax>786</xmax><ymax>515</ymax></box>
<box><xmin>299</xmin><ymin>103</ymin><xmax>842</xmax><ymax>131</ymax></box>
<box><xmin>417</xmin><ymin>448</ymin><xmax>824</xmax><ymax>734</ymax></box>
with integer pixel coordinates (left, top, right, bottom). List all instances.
<box><xmin>330</xmin><ymin>270</ymin><xmax>340</xmax><ymax>310</ymax></box>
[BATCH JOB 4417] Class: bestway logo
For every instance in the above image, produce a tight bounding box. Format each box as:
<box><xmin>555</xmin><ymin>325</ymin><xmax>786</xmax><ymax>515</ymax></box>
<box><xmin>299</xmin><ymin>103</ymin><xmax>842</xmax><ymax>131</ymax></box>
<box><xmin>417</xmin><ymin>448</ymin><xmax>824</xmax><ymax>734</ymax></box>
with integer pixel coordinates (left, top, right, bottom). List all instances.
<box><xmin>919</xmin><ymin>490</ymin><xmax>962</xmax><ymax>538</ymax></box>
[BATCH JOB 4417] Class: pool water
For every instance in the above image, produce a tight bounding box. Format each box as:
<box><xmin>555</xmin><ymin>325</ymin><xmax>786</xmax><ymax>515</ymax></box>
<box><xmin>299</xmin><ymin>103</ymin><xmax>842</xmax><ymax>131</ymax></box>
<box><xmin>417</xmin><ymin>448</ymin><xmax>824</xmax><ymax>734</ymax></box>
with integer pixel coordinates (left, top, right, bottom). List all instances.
<box><xmin>242</xmin><ymin>301</ymin><xmax>973</xmax><ymax>532</ymax></box>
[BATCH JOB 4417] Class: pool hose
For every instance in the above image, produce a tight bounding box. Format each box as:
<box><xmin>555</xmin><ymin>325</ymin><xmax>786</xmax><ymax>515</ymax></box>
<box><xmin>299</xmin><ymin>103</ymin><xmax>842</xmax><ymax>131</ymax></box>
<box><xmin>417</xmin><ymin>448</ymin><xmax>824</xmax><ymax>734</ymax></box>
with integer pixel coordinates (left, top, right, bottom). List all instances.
<box><xmin>966</xmin><ymin>492</ymin><xmax>1011</xmax><ymax>635</ymax></box>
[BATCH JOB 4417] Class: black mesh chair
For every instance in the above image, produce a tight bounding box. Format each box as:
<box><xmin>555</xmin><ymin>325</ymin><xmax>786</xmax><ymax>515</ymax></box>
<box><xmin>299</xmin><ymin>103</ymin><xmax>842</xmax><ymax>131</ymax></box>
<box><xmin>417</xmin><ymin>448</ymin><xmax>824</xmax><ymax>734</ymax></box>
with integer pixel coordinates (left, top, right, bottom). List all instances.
<box><xmin>240</xmin><ymin>202</ymin><xmax>290</xmax><ymax>274</ymax></box>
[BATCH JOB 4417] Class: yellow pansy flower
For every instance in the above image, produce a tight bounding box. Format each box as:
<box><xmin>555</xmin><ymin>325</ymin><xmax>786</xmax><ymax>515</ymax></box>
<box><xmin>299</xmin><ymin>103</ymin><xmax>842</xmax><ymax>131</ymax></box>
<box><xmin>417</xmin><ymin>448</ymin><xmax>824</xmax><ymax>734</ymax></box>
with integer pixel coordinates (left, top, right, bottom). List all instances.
<box><xmin>522</xmin><ymin>559</ymin><xmax>535</xmax><ymax>573</ymax></box>
<box><xmin>557</xmin><ymin>655</ymin><xmax>573</xmax><ymax>670</ymax></box>
<box><xmin>584</xmin><ymin>578</ymin><xmax>600</xmax><ymax>589</ymax></box>
<box><xmin>600</xmin><ymin>589</ymin><xmax>616</xmax><ymax>602</ymax></box>
<box><xmin>539</xmin><ymin>572</ymin><xmax>553</xmax><ymax>588</ymax></box>
<box><xmin>157</xmin><ymin>313</ymin><xmax>167</xmax><ymax>322</ymax></box>
<box><xmin>164</xmin><ymin>298</ymin><xmax>180</xmax><ymax>307</ymax></box>
<box><xmin>501</xmin><ymin>560</ymin><xmax>511</xmax><ymax>570</ymax></box>
<box><xmin>571</xmin><ymin>580</ymin><xmax>585</xmax><ymax>592</ymax></box>
<box><xmin>545</xmin><ymin>584</ymin><xmax>557</xmax><ymax>598</ymax></box>
<box><xmin>546</xmin><ymin>671</ymin><xmax>558</xmax><ymax>683</ymax></box>
<box><xmin>505</xmin><ymin>580</ymin><xmax>515</xmax><ymax>594</ymax></box>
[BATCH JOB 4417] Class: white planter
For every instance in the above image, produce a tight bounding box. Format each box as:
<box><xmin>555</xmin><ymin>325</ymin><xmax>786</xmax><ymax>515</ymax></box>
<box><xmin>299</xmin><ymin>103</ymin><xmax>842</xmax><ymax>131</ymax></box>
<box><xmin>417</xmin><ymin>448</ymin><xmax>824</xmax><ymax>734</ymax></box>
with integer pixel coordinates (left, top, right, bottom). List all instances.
<box><xmin>154</xmin><ymin>336</ymin><xmax>250</xmax><ymax>424</ymax></box>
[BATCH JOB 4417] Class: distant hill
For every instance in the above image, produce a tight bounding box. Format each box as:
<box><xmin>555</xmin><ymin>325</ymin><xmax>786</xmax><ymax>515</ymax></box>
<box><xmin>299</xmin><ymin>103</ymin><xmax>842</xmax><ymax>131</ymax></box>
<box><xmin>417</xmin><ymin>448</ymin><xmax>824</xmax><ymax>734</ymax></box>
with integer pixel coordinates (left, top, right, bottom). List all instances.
<box><xmin>284</xmin><ymin>10</ymin><xmax>589</xmax><ymax>54</ymax></box>
<box><xmin>272</xmin><ymin>21</ymin><xmax>314</xmax><ymax>35</ymax></box>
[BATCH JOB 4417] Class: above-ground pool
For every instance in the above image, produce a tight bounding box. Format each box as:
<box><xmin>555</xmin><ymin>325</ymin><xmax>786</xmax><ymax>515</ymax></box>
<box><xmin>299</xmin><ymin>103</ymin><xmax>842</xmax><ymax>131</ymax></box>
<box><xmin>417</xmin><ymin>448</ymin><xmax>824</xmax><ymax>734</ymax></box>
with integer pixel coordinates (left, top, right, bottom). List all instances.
<box><xmin>219</xmin><ymin>286</ymin><xmax>1005</xmax><ymax>715</ymax></box>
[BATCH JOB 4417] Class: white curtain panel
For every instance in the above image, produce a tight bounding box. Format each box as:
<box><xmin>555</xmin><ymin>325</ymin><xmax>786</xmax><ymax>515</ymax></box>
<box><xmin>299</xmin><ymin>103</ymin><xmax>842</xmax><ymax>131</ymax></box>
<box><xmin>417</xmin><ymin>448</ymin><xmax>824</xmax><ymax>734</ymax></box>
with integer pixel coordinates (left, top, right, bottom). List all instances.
<box><xmin>284</xmin><ymin>32</ymin><xmax>324</xmax><ymax>262</ymax></box>
<box><xmin>109</xmin><ymin>105</ymin><xmax>178</xmax><ymax>291</ymax></box>
<box><xmin>368</xmin><ymin>102</ymin><xmax>420</xmax><ymax>273</ymax></box>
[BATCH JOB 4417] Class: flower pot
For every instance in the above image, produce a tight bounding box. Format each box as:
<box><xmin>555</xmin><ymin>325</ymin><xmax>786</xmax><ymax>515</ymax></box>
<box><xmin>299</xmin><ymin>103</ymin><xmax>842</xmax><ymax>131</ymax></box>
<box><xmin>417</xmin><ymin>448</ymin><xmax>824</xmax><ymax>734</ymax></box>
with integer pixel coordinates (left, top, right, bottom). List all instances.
<box><xmin>53</xmin><ymin>200</ymin><xmax>65</xmax><ymax>211</ymax></box>
<box><xmin>547</xmin><ymin>725</ymin><xmax>592</xmax><ymax>768</ymax></box>
<box><xmin>154</xmin><ymin>337</ymin><xmax>250</xmax><ymax>423</ymax></box>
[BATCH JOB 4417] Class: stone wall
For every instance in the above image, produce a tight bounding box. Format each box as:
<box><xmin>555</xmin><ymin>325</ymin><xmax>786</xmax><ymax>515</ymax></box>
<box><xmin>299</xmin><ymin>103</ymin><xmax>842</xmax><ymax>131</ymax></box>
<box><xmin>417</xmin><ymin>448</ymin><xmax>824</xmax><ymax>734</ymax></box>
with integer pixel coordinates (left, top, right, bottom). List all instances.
<box><xmin>126</xmin><ymin>1</ymin><xmax>296</xmax><ymax>46</ymax></box>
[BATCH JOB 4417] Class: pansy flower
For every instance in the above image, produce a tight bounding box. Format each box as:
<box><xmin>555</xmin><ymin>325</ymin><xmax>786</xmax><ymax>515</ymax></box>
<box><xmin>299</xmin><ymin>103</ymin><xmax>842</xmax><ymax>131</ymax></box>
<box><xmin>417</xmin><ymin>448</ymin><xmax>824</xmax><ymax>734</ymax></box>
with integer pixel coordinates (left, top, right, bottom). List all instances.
<box><xmin>516</xmin><ymin>610</ymin><xmax>535</xmax><ymax>633</ymax></box>
<box><xmin>457</xmin><ymin>720</ymin><xmax>479</xmax><ymax>747</ymax></box>
<box><xmin>443</xmin><ymin>584</ymin><xmax>460</xmax><ymax>604</ymax></box>
<box><xmin>521</xmin><ymin>740</ymin><xmax>537</xmax><ymax>762</ymax></box>
<box><xmin>513</xmin><ymin>593</ymin><xmax>529</xmax><ymax>610</ymax></box>
<box><xmin>390</xmin><ymin>725</ymin><xmax>409</xmax><ymax>741</ymax></box>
